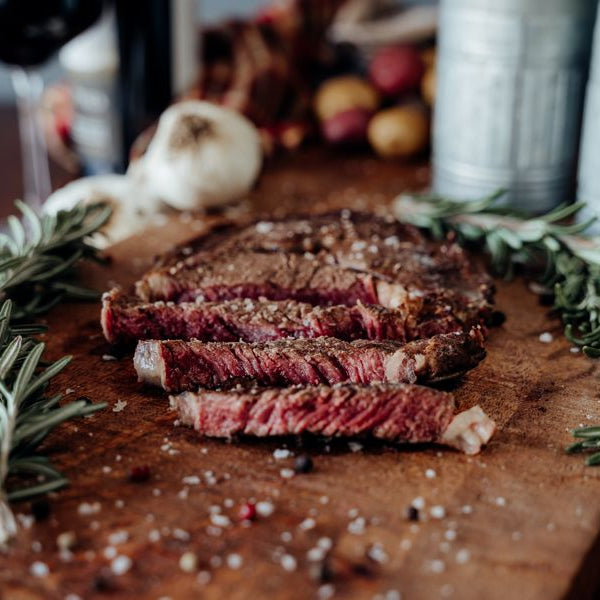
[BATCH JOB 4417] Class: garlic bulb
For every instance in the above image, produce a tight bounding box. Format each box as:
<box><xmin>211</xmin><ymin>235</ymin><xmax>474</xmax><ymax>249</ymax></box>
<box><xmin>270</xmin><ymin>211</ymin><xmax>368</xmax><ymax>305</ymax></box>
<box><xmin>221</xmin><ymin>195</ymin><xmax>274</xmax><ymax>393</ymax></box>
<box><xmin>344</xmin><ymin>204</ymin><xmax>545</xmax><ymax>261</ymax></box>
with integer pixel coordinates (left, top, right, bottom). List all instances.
<box><xmin>44</xmin><ymin>175</ymin><xmax>164</xmax><ymax>248</ymax></box>
<box><xmin>129</xmin><ymin>100</ymin><xmax>262</xmax><ymax>211</ymax></box>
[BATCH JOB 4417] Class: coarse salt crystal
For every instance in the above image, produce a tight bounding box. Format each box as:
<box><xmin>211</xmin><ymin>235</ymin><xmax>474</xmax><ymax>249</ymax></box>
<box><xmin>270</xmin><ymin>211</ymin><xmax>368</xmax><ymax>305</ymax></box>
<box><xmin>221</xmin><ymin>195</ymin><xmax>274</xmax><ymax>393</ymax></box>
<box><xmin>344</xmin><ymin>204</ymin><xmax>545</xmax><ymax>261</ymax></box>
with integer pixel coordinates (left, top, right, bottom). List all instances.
<box><xmin>430</xmin><ymin>506</ymin><xmax>446</xmax><ymax>520</ymax></box>
<box><xmin>444</xmin><ymin>529</ymin><xmax>457</xmax><ymax>541</ymax></box>
<box><xmin>539</xmin><ymin>332</ymin><xmax>553</xmax><ymax>343</ymax></box>
<box><xmin>307</xmin><ymin>547</ymin><xmax>326</xmax><ymax>561</ymax></box>
<box><xmin>173</xmin><ymin>528</ymin><xmax>191</xmax><ymax>541</ymax></box>
<box><xmin>255</xmin><ymin>221</ymin><xmax>274</xmax><ymax>234</ymax></box>
<box><xmin>108</xmin><ymin>530</ymin><xmax>129</xmax><ymax>546</ymax></box>
<box><xmin>178</xmin><ymin>488</ymin><xmax>189</xmax><ymax>500</ymax></box>
<box><xmin>412</xmin><ymin>496</ymin><xmax>426</xmax><ymax>510</ymax></box>
<box><xmin>273</xmin><ymin>448</ymin><xmax>292</xmax><ymax>460</ymax></box>
<box><xmin>281</xmin><ymin>531</ymin><xmax>292</xmax><ymax>543</ymax></box>
<box><xmin>317</xmin><ymin>537</ymin><xmax>332</xmax><ymax>550</ymax></box>
<box><xmin>348</xmin><ymin>442</ymin><xmax>363</xmax><ymax>452</ymax></box>
<box><xmin>461</xmin><ymin>505</ymin><xmax>473</xmax><ymax>515</ymax></box>
<box><xmin>115</xmin><ymin>499</ymin><xmax>125</xmax><ymax>509</ymax></box>
<box><xmin>103</xmin><ymin>546</ymin><xmax>117</xmax><ymax>559</ymax></box>
<box><xmin>78</xmin><ymin>502</ymin><xmax>101</xmax><ymax>516</ymax></box>
<box><xmin>226</xmin><ymin>553</ymin><xmax>243</xmax><ymax>569</ymax></box>
<box><xmin>367</xmin><ymin>543</ymin><xmax>388</xmax><ymax>564</ymax></box>
<box><xmin>426</xmin><ymin>559</ymin><xmax>445</xmax><ymax>574</ymax></box>
<box><xmin>111</xmin><ymin>555</ymin><xmax>132</xmax><ymax>575</ymax></box>
<box><xmin>425</xmin><ymin>468</ymin><xmax>436</xmax><ymax>479</ymax></box>
<box><xmin>179</xmin><ymin>552</ymin><xmax>198</xmax><ymax>573</ymax></box>
<box><xmin>319</xmin><ymin>496</ymin><xmax>329</xmax><ymax>505</ymax></box>
<box><xmin>280</xmin><ymin>468</ymin><xmax>295</xmax><ymax>479</ymax></box>
<box><xmin>280</xmin><ymin>554</ymin><xmax>297</xmax><ymax>572</ymax></box>
<box><xmin>348</xmin><ymin>517</ymin><xmax>366</xmax><ymax>535</ymax></box>
<box><xmin>197</xmin><ymin>570</ymin><xmax>211</xmax><ymax>585</ymax></box>
<box><xmin>318</xmin><ymin>584</ymin><xmax>335</xmax><ymax>600</ymax></box>
<box><xmin>57</xmin><ymin>531</ymin><xmax>76</xmax><ymax>551</ymax></box>
<box><xmin>30</xmin><ymin>561</ymin><xmax>49</xmax><ymax>577</ymax></box>
<box><xmin>495</xmin><ymin>496</ymin><xmax>507</xmax><ymax>507</ymax></box>
<box><xmin>102</xmin><ymin>354</ymin><xmax>117</xmax><ymax>361</ymax></box>
<box><xmin>400</xmin><ymin>539</ymin><xmax>412</xmax><ymax>551</ymax></box>
<box><xmin>210</xmin><ymin>514</ymin><xmax>231</xmax><ymax>528</ymax></box>
<box><xmin>182</xmin><ymin>475</ymin><xmax>201</xmax><ymax>485</ymax></box>
<box><xmin>256</xmin><ymin>501</ymin><xmax>274</xmax><ymax>517</ymax></box>
<box><xmin>148</xmin><ymin>529</ymin><xmax>161</xmax><ymax>542</ymax></box>
<box><xmin>456</xmin><ymin>549</ymin><xmax>470</xmax><ymax>564</ymax></box>
<box><xmin>299</xmin><ymin>518</ymin><xmax>316</xmax><ymax>531</ymax></box>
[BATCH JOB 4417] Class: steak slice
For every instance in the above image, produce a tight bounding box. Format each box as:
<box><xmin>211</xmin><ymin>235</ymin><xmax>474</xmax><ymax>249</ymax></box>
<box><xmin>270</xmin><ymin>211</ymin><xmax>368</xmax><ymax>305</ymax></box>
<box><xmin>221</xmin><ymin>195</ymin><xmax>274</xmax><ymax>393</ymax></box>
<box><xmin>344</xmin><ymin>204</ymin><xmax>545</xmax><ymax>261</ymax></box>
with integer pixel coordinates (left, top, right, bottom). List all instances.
<box><xmin>101</xmin><ymin>289</ymin><xmax>425</xmax><ymax>346</ymax></box>
<box><xmin>134</xmin><ymin>329</ymin><xmax>486</xmax><ymax>392</ymax></box>
<box><xmin>172</xmin><ymin>383</ymin><xmax>496</xmax><ymax>455</ymax></box>
<box><xmin>135</xmin><ymin>211</ymin><xmax>495</xmax><ymax>329</ymax></box>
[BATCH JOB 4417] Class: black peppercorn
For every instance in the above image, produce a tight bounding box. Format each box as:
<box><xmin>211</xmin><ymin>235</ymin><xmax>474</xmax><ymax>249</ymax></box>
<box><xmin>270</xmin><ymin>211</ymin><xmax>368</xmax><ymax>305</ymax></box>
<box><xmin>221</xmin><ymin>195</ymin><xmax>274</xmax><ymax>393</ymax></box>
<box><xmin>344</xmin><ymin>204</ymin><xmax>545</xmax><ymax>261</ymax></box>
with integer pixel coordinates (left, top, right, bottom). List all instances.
<box><xmin>30</xmin><ymin>499</ymin><xmax>51</xmax><ymax>522</ymax></box>
<box><xmin>405</xmin><ymin>505</ymin><xmax>419</xmax><ymax>522</ymax></box>
<box><xmin>293</xmin><ymin>454</ymin><xmax>314</xmax><ymax>474</ymax></box>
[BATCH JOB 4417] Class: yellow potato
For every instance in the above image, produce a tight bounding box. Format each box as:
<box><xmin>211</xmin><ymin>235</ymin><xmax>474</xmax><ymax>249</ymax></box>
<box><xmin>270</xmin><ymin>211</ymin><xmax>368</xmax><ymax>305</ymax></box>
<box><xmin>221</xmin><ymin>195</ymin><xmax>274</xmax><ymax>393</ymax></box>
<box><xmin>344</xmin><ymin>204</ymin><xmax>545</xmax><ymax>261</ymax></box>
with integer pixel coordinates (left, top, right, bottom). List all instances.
<box><xmin>422</xmin><ymin>66</ymin><xmax>436</xmax><ymax>106</ymax></box>
<box><xmin>368</xmin><ymin>106</ymin><xmax>429</xmax><ymax>159</ymax></box>
<box><xmin>314</xmin><ymin>76</ymin><xmax>379</xmax><ymax>122</ymax></box>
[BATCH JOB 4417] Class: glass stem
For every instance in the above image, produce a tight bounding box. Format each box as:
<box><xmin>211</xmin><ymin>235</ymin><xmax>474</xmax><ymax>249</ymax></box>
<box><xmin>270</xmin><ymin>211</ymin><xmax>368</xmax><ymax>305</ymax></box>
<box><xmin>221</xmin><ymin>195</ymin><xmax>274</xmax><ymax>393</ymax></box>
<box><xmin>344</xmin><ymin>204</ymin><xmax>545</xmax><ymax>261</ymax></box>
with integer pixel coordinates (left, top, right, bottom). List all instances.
<box><xmin>10</xmin><ymin>67</ymin><xmax>52</xmax><ymax>211</ymax></box>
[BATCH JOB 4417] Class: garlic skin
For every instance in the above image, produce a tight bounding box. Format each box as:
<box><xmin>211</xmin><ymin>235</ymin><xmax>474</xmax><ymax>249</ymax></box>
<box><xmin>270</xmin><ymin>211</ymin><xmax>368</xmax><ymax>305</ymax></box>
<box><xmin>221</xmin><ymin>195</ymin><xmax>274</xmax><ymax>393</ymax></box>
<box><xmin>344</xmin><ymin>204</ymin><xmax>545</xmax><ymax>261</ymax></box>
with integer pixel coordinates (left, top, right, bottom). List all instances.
<box><xmin>129</xmin><ymin>100</ymin><xmax>262</xmax><ymax>211</ymax></box>
<box><xmin>44</xmin><ymin>175</ymin><xmax>164</xmax><ymax>248</ymax></box>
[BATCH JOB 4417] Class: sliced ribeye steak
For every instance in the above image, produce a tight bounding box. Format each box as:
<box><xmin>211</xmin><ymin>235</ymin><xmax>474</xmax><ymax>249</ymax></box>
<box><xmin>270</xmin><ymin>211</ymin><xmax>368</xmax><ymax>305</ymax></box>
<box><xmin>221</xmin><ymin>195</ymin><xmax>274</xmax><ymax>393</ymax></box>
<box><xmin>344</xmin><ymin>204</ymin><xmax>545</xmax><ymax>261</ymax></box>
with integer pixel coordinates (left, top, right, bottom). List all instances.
<box><xmin>134</xmin><ymin>329</ymin><xmax>485</xmax><ymax>392</ymax></box>
<box><xmin>135</xmin><ymin>211</ymin><xmax>495</xmax><ymax>332</ymax></box>
<box><xmin>172</xmin><ymin>383</ymin><xmax>496</xmax><ymax>455</ymax></box>
<box><xmin>102</xmin><ymin>288</ymin><xmax>457</xmax><ymax>346</ymax></box>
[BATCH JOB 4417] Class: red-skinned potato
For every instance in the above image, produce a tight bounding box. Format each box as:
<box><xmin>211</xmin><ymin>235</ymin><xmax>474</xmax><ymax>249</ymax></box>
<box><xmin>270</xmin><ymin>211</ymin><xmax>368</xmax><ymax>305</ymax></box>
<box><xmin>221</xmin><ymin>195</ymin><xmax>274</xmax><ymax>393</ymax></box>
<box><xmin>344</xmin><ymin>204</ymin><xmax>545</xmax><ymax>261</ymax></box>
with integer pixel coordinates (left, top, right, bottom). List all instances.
<box><xmin>314</xmin><ymin>76</ymin><xmax>379</xmax><ymax>122</ymax></box>
<box><xmin>368</xmin><ymin>106</ymin><xmax>429</xmax><ymax>159</ymax></box>
<box><xmin>321</xmin><ymin>108</ymin><xmax>372</xmax><ymax>145</ymax></box>
<box><xmin>369</xmin><ymin>45</ymin><xmax>425</xmax><ymax>97</ymax></box>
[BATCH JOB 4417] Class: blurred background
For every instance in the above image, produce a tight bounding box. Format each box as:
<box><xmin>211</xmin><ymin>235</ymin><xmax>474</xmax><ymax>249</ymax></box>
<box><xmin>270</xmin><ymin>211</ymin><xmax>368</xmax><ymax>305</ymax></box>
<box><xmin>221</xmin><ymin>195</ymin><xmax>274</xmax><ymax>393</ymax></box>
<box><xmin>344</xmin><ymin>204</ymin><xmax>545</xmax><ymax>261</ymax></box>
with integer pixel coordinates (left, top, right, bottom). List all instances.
<box><xmin>0</xmin><ymin>0</ymin><xmax>598</xmax><ymax>234</ymax></box>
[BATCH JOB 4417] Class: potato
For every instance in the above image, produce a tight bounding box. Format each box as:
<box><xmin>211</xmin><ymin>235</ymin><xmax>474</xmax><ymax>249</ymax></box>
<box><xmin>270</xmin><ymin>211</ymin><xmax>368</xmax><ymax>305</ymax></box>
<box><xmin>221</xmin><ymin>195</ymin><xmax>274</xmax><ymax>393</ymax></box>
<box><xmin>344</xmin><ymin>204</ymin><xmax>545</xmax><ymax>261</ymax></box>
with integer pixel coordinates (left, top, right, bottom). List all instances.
<box><xmin>420</xmin><ymin>47</ymin><xmax>436</xmax><ymax>68</ymax></box>
<box><xmin>422</xmin><ymin>66</ymin><xmax>436</xmax><ymax>106</ymax></box>
<box><xmin>368</xmin><ymin>45</ymin><xmax>424</xmax><ymax>97</ymax></box>
<box><xmin>321</xmin><ymin>108</ymin><xmax>371</xmax><ymax>145</ymax></box>
<box><xmin>368</xmin><ymin>106</ymin><xmax>429</xmax><ymax>159</ymax></box>
<box><xmin>314</xmin><ymin>76</ymin><xmax>379</xmax><ymax>122</ymax></box>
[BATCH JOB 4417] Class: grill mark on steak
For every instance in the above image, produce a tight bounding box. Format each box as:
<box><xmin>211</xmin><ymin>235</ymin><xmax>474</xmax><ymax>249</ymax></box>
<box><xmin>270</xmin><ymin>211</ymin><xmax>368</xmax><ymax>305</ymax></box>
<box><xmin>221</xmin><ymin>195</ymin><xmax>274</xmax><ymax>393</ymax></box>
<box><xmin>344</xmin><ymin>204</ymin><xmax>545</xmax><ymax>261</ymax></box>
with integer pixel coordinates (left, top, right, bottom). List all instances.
<box><xmin>171</xmin><ymin>382</ymin><xmax>496</xmax><ymax>454</ymax></box>
<box><xmin>134</xmin><ymin>329</ymin><xmax>486</xmax><ymax>392</ymax></box>
<box><xmin>101</xmin><ymin>289</ymin><xmax>422</xmax><ymax>346</ymax></box>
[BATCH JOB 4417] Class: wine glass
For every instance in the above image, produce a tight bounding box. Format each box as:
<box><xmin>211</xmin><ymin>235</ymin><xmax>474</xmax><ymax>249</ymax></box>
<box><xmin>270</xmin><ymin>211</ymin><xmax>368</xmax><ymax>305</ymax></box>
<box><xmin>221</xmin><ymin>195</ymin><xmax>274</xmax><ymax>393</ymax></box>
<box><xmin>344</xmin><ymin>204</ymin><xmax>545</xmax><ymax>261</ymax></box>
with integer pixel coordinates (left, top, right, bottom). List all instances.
<box><xmin>0</xmin><ymin>0</ymin><xmax>104</xmax><ymax>210</ymax></box>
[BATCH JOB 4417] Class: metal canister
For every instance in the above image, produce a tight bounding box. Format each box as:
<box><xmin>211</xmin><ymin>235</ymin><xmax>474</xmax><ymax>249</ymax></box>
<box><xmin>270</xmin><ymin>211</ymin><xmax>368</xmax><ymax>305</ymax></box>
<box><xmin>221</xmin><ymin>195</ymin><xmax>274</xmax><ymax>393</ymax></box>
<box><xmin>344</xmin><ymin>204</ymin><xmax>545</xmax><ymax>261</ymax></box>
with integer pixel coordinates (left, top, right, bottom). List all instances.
<box><xmin>433</xmin><ymin>0</ymin><xmax>596</xmax><ymax>212</ymax></box>
<box><xmin>577</xmin><ymin>8</ymin><xmax>600</xmax><ymax>233</ymax></box>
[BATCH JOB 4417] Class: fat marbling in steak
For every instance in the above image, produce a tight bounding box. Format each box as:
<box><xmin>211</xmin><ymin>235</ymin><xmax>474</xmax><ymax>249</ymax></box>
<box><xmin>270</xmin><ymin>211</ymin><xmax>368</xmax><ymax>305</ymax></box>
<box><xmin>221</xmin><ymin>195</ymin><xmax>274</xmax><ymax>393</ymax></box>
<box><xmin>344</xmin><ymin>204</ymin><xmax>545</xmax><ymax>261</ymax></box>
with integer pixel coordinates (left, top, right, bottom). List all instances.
<box><xmin>134</xmin><ymin>329</ymin><xmax>486</xmax><ymax>392</ymax></box>
<box><xmin>172</xmin><ymin>382</ymin><xmax>496</xmax><ymax>455</ymax></box>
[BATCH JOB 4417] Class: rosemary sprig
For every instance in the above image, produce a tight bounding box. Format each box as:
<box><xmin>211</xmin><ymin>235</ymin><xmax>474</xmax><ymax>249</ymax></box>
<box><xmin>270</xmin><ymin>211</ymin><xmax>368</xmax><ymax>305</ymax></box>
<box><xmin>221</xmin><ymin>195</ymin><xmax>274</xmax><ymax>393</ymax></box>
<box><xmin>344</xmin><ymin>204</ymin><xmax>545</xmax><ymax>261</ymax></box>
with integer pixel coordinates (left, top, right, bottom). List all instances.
<box><xmin>393</xmin><ymin>191</ymin><xmax>600</xmax><ymax>467</ymax></box>
<box><xmin>0</xmin><ymin>201</ymin><xmax>111</xmax><ymax>544</ymax></box>
<box><xmin>566</xmin><ymin>426</ymin><xmax>600</xmax><ymax>466</ymax></box>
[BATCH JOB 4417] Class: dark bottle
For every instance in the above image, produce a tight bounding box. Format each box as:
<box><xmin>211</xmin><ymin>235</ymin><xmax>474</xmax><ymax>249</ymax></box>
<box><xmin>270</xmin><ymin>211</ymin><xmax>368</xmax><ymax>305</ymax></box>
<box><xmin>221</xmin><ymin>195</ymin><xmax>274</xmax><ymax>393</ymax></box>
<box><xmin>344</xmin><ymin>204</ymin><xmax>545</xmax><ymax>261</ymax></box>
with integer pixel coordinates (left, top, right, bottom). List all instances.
<box><xmin>0</xmin><ymin>0</ymin><xmax>103</xmax><ymax>66</ymax></box>
<box><xmin>114</xmin><ymin>0</ymin><xmax>197</xmax><ymax>169</ymax></box>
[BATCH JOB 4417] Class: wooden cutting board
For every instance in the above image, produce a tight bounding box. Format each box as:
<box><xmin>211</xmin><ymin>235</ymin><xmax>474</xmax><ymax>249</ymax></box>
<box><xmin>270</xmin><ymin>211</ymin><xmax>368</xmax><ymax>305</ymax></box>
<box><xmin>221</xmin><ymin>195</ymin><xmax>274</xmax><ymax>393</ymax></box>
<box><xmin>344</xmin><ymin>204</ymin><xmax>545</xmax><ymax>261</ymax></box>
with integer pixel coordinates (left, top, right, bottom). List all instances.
<box><xmin>1</xmin><ymin>149</ymin><xmax>599</xmax><ymax>600</ymax></box>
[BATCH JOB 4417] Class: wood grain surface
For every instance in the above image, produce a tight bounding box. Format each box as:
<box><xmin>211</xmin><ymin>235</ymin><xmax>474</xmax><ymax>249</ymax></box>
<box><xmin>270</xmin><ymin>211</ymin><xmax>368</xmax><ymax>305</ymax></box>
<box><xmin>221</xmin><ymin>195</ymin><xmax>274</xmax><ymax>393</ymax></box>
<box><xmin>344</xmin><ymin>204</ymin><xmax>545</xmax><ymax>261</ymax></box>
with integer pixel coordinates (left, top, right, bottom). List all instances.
<box><xmin>1</xmin><ymin>149</ymin><xmax>600</xmax><ymax>600</ymax></box>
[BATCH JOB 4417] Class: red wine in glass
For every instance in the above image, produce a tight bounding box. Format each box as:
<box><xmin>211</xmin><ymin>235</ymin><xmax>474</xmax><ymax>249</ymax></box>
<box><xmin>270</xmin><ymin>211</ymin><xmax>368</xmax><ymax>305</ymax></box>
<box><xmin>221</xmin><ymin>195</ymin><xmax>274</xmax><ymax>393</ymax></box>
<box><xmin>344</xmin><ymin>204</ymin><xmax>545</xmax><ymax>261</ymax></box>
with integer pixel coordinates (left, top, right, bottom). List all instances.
<box><xmin>0</xmin><ymin>0</ymin><xmax>103</xmax><ymax>209</ymax></box>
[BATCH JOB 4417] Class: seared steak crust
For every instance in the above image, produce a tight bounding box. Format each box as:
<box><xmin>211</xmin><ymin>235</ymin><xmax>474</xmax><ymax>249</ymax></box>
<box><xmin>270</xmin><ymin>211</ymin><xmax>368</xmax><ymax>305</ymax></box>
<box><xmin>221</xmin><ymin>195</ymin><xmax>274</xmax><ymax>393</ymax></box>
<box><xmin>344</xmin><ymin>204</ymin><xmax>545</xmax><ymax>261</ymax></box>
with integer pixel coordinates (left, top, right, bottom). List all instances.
<box><xmin>134</xmin><ymin>329</ymin><xmax>486</xmax><ymax>392</ymax></box>
<box><xmin>135</xmin><ymin>211</ymin><xmax>494</xmax><ymax>331</ymax></box>
<box><xmin>101</xmin><ymin>289</ymin><xmax>424</xmax><ymax>346</ymax></box>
